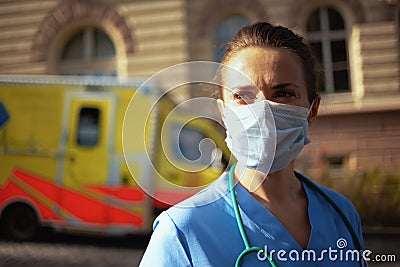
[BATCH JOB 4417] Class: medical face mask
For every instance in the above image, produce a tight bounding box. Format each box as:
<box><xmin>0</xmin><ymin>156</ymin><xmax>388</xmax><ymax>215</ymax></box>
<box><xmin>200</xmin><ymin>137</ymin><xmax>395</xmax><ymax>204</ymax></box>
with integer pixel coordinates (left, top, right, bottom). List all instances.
<box><xmin>222</xmin><ymin>100</ymin><xmax>311</xmax><ymax>176</ymax></box>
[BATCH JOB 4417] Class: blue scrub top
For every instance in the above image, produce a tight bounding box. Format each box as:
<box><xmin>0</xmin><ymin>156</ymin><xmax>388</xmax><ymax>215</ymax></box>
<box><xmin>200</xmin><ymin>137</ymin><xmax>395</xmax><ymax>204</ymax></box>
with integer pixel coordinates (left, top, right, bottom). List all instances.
<box><xmin>140</xmin><ymin>172</ymin><xmax>365</xmax><ymax>267</ymax></box>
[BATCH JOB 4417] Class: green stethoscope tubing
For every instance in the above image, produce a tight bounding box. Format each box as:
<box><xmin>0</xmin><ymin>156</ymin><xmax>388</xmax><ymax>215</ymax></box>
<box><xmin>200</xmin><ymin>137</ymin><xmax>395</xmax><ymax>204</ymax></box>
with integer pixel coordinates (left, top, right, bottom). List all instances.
<box><xmin>228</xmin><ymin>163</ymin><xmax>362</xmax><ymax>267</ymax></box>
<box><xmin>229</xmin><ymin>164</ymin><xmax>278</xmax><ymax>267</ymax></box>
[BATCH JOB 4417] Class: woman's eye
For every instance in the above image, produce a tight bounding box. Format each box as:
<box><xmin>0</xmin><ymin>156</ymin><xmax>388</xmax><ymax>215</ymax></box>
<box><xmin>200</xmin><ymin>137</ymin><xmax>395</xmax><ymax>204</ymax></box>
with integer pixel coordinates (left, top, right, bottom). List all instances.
<box><xmin>273</xmin><ymin>90</ymin><xmax>296</xmax><ymax>99</ymax></box>
<box><xmin>233</xmin><ymin>93</ymin><xmax>244</xmax><ymax>100</ymax></box>
<box><xmin>233</xmin><ymin>92</ymin><xmax>255</xmax><ymax>100</ymax></box>
<box><xmin>233</xmin><ymin>93</ymin><xmax>256</xmax><ymax>104</ymax></box>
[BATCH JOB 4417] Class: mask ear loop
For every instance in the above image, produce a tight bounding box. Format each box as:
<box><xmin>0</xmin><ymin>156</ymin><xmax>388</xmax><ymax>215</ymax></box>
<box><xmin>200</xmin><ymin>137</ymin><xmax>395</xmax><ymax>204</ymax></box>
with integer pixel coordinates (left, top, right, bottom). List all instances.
<box><xmin>217</xmin><ymin>99</ymin><xmax>225</xmax><ymax>119</ymax></box>
<box><xmin>306</xmin><ymin>98</ymin><xmax>315</xmax><ymax>117</ymax></box>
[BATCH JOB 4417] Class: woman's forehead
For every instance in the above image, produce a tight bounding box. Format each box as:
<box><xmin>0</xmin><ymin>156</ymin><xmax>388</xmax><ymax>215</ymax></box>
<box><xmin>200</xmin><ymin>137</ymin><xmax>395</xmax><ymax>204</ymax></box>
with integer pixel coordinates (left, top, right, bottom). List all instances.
<box><xmin>221</xmin><ymin>47</ymin><xmax>306</xmax><ymax>93</ymax></box>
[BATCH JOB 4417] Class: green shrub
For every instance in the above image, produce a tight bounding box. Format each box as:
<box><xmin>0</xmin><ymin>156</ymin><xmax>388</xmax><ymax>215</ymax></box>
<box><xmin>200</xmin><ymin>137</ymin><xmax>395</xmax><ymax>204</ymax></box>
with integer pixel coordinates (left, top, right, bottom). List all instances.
<box><xmin>318</xmin><ymin>167</ymin><xmax>400</xmax><ymax>228</ymax></box>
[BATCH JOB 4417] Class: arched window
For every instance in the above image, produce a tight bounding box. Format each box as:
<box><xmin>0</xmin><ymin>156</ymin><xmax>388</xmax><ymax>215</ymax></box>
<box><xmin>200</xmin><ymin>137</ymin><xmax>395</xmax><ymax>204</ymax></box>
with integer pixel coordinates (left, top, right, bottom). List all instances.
<box><xmin>58</xmin><ymin>27</ymin><xmax>116</xmax><ymax>76</ymax></box>
<box><xmin>214</xmin><ymin>15</ymin><xmax>250</xmax><ymax>62</ymax></box>
<box><xmin>306</xmin><ymin>7</ymin><xmax>350</xmax><ymax>93</ymax></box>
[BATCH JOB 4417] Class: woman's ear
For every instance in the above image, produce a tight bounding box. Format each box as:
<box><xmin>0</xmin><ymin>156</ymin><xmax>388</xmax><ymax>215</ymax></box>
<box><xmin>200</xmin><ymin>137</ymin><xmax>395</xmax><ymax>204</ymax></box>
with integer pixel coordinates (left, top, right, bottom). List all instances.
<box><xmin>307</xmin><ymin>94</ymin><xmax>320</xmax><ymax>126</ymax></box>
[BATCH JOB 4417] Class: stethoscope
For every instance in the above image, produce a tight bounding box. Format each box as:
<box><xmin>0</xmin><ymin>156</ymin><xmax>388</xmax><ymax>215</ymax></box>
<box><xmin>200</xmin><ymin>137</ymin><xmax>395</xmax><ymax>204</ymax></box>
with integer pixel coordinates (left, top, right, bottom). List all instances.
<box><xmin>228</xmin><ymin>164</ymin><xmax>363</xmax><ymax>267</ymax></box>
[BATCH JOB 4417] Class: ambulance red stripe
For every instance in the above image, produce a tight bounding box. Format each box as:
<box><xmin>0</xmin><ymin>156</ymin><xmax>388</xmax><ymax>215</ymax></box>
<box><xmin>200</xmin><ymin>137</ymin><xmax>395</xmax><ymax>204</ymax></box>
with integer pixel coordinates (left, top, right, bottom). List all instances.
<box><xmin>0</xmin><ymin>179</ymin><xmax>63</xmax><ymax>222</ymax></box>
<box><xmin>12</xmin><ymin>169</ymin><xmax>144</xmax><ymax>227</ymax></box>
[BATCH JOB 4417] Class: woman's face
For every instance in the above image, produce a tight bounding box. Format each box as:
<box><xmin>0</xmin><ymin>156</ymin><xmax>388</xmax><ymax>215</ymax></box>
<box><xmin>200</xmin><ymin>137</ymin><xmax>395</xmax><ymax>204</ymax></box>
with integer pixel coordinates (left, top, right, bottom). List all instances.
<box><xmin>221</xmin><ymin>46</ymin><xmax>311</xmax><ymax>109</ymax></box>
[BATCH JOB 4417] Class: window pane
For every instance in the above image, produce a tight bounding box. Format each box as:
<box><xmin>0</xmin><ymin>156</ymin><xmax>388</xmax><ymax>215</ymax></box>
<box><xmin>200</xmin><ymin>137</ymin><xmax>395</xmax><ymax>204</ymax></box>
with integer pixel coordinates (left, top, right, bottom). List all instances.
<box><xmin>333</xmin><ymin>70</ymin><xmax>349</xmax><ymax>92</ymax></box>
<box><xmin>306</xmin><ymin>9</ymin><xmax>321</xmax><ymax>32</ymax></box>
<box><xmin>77</xmin><ymin>108</ymin><xmax>100</xmax><ymax>146</ymax></box>
<box><xmin>173</xmin><ymin>125</ymin><xmax>214</xmax><ymax>166</ymax></box>
<box><xmin>214</xmin><ymin>15</ymin><xmax>250</xmax><ymax>62</ymax></box>
<box><xmin>328</xmin><ymin>8</ymin><xmax>345</xmax><ymax>30</ymax></box>
<box><xmin>179</xmin><ymin>127</ymin><xmax>203</xmax><ymax>161</ymax></box>
<box><xmin>95</xmin><ymin>29</ymin><xmax>116</xmax><ymax>57</ymax></box>
<box><xmin>310</xmin><ymin>42</ymin><xmax>323</xmax><ymax>62</ymax></box>
<box><xmin>331</xmin><ymin>40</ymin><xmax>347</xmax><ymax>62</ymax></box>
<box><xmin>62</xmin><ymin>31</ymin><xmax>84</xmax><ymax>60</ymax></box>
<box><xmin>59</xmin><ymin>27</ymin><xmax>116</xmax><ymax>76</ymax></box>
<box><xmin>325</xmin><ymin>155</ymin><xmax>345</xmax><ymax>169</ymax></box>
<box><xmin>319</xmin><ymin>80</ymin><xmax>326</xmax><ymax>93</ymax></box>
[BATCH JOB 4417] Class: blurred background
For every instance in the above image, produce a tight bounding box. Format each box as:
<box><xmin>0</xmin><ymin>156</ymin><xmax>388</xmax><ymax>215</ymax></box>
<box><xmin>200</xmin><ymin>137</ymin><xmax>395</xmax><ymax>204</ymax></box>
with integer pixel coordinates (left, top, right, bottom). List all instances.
<box><xmin>0</xmin><ymin>0</ymin><xmax>399</xmax><ymax>266</ymax></box>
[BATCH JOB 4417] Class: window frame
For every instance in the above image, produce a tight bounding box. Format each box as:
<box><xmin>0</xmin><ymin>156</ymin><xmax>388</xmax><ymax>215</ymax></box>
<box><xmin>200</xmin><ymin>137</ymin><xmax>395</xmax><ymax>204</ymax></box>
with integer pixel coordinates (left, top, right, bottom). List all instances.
<box><xmin>58</xmin><ymin>27</ymin><xmax>117</xmax><ymax>76</ymax></box>
<box><xmin>306</xmin><ymin>6</ymin><xmax>351</xmax><ymax>94</ymax></box>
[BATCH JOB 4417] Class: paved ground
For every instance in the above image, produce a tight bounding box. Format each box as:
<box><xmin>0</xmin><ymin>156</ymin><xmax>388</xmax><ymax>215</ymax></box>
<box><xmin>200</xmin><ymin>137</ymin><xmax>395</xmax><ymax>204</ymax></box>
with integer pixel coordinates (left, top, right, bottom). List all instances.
<box><xmin>363</xmin><ymin>232</ymin><xmax>400</xmax><ymax>267</ymax></box>
<box><xmin>0</xmin><ymin>232</ymin><xmax>148</xmax><ymax>267</ymax></box>
<box><xmin>0</xmin><ymin>231</ymin><xmax>398</xmax><ymax>267</ymax></box>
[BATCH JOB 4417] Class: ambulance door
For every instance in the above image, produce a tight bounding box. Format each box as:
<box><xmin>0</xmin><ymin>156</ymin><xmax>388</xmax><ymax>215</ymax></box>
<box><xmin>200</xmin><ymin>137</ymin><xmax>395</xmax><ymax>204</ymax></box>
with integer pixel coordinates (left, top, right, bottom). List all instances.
<box><xmin>62</xmin><ymin>92</ymin><xmax>116</xmax><ymax>226</ymax></box>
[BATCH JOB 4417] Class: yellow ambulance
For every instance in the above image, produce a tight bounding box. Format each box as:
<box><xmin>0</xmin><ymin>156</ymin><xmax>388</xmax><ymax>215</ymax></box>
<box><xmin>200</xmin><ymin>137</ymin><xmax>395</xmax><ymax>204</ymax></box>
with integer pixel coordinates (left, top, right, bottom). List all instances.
<box><xmin>0</xmin><ymin>75</ymin><xmax>230</xmax><ymax>240</ymax></box>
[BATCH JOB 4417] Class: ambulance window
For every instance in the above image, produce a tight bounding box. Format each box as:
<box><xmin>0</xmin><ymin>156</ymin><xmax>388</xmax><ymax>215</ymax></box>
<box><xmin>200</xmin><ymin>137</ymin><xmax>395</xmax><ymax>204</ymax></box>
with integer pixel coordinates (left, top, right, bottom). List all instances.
<box><xmin>77</xmin><ymin>108</ymin><xmax>100</xmax><ymax>146</ymax></box>
<box><xmin>173</xmin><ymin>125</ymin><xmax>214</xmax><ymax>166</ymax></box>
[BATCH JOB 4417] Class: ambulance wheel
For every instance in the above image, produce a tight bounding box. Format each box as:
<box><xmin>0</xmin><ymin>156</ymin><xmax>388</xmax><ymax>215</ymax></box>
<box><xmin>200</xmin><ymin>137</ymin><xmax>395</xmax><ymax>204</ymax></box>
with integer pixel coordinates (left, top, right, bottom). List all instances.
<box><xmin>1</xmin><ymin>204</ymin><xmax>39</xmax><ymax>241</ymax></box>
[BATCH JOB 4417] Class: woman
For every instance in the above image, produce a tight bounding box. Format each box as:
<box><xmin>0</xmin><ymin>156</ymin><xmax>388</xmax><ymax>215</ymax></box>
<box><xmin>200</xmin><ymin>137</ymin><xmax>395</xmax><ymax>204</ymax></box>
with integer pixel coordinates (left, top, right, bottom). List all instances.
<box><xmin>140</xmin><ymin>22</ymin><xmax>365</xmax><ymax>267</ymax></box>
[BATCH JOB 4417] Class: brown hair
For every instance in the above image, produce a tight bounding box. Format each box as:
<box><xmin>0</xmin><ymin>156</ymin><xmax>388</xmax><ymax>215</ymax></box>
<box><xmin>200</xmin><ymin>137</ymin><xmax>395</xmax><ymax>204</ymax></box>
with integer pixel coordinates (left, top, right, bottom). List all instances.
<box><xmin>221</xmin><ymin>21</ymin><xmax>320</xmax><ymax>103</ymax></box>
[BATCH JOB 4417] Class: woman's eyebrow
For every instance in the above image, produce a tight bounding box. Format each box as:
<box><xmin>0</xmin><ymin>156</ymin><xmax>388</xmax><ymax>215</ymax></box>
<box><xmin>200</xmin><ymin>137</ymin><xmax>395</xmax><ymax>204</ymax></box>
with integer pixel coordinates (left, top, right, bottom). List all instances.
<box><xmin>271</xmin><ymin>83</ymin><xmax>301</xmax><ymax>90</ymax></box>
<box><xmin>231</xmin><ymin>85</ymin><xmax>260</xmax><ymax>92</ymax></box>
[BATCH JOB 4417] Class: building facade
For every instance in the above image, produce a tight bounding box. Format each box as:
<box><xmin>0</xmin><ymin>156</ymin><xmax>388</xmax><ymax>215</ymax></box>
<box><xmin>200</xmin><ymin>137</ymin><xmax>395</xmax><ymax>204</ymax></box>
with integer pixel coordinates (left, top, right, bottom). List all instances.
<box><xmin>0</xmin><ymin>0</ymin><xmax>399</xmax><ymax>178</ymax></box>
